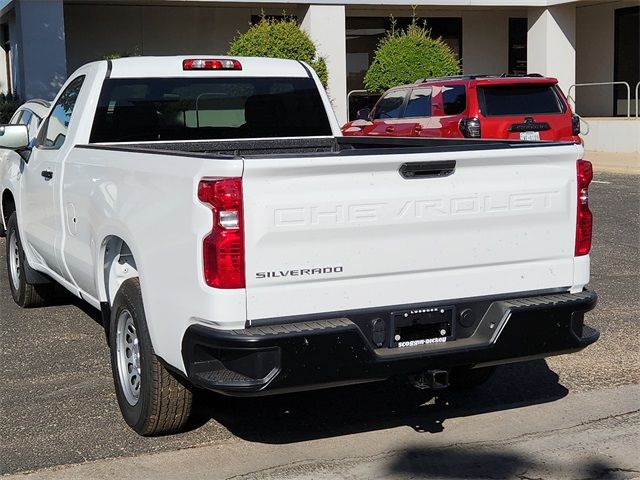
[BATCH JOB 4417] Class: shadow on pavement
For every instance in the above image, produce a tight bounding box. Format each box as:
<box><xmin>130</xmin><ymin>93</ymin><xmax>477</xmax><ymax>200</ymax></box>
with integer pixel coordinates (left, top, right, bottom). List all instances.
<box><xmin>190</xmin><ymin>359</ymin><xmax>568</xmax><ymax>443</ymax></box>
<box><xmin>385</xmin><ymin>447</ymin><xmax>632</xmax><ymax>480</ymax></box>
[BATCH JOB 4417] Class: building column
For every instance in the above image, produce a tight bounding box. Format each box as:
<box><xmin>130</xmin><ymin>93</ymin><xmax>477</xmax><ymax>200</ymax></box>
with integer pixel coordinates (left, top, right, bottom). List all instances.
<box><xmin>14</xmin><ymin>0</ymin><xmax>67</xmax><ymax>100</ymax></box>
<box><xmin>300</xmin><ymin>5</ymin><xmax>347</xmax><ymax>125</ymax></box>
<box><xmin>527</xmin><ymin>5</ymin><xmax>576</xmax><ymax>95</ymax></box>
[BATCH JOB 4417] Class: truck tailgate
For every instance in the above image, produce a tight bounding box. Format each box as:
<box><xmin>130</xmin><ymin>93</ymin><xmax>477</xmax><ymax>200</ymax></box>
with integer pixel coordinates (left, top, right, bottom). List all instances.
<box><xmin>242</xmin><ymin>144</ymin><xmax>580</xmax><ymax>321</ymax></box>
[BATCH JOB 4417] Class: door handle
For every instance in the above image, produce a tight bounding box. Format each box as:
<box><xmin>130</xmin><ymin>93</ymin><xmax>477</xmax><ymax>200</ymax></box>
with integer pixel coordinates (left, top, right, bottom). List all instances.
<box><xmin>385</xmin><ymin>126</ymin><xmax>395</xmax><ymax>133</ymax></box>
<box><xmin>399</xmin><ymin>161</ymin><xmax>456</xmax><ymax>179</ymax></box>
<box><xmin>41</xmin><ymin>170</ymin><xmax>53</xmax><ymax>180</ymax></box>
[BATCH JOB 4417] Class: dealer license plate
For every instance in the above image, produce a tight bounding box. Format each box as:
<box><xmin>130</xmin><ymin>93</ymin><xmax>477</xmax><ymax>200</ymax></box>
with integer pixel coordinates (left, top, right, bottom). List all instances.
<box><xmin>391</xmin><ymin>306</ymin><xmax>454</xmax><ymax>348</ymax></box>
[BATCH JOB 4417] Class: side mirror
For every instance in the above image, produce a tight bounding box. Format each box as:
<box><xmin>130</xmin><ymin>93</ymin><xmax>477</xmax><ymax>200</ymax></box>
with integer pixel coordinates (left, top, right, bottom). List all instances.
<box><xmin>0</xmin><ymin>124</ymin><xmax>29</xmax><ymax>150</ymax></box>
<box><xmin>356</xmin><ymin>108</ymin><xmax>371</xmax><ymax>121</ymax></box>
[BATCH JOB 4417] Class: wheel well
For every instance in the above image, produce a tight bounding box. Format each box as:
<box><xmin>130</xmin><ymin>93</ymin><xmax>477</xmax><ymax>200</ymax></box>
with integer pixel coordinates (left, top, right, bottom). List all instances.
<box><xmin>2</xmin><ymin>189</ymin><xmax>16</xmax><ymax>230</ymax></box>
<box><xmin>102</xmin><ymin>236</ymin><xmax>139</xmax><ymax>308</ymax></box>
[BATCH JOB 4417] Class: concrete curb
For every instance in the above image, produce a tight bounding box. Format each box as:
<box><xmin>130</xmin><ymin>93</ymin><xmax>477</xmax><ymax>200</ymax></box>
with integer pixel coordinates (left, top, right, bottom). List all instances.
<box><xmin>585</xmin><ymin>150</ymin><xmax>640</xmax><ymax>175</ymax></box>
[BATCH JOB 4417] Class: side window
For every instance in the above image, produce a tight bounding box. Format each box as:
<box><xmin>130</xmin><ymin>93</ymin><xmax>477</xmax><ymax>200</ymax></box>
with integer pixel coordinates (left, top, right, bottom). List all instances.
<box><xmin>28</xmin><ymin>113</ymin><xmax>41</xmax><ymax>138</ymax></box>
<box><xmin>9</xmin><ymin>109</ymin><xmax>23</xmax><ymax>124</ymax></box>
<box><xmin>19</xmin><ymin>110</ymin><xmax>32</xmax><ymax>126</ymax></box>
<box><xmin>442</xmin><ymin>85</ymin><xmax>467</xmax><ymax>115</ymax></box>
<box><xmin>41</xmin><ymin>76</ymin><xmax>85</xmax><ymax>149</ymax></box>
<box><xmin>372</xmin><ymin>90</ymin><xmax>407</xmax><ymax>119</ymax></box>
<box><xmin>404</xmin><ymin>87</ymin><xmax>432</xmax><ymax>118</ymax></box>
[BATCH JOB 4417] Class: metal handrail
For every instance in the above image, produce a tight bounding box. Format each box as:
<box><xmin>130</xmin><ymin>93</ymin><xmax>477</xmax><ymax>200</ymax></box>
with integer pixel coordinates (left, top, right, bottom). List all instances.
<box><xmin>635</xmin><ymin>81</ymin><xmax>639</xmax><ymax>118</ymax></box>
<box><xmin>568</xmin><ymin>81</ymin><xmax>631</xmax><ymax>118</ymax></box>
<box><xmin>347</xmin><ymin>89</ymin><xmax>369</xmax><ymax>100</ymax></box>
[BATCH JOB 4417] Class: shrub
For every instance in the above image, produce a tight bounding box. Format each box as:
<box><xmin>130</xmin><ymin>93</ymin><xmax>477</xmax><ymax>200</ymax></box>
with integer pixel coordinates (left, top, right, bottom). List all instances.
<box><xmin>364</xmin><ymin>17</ymin><xmax>460</xmax><ymax>93</ymax></box>
<box><xmin>228</xmin><ymin>15</ymin><xmax>328</xmax><ymax>88</ymax></box>
<box><xmin>102</xmin><ymin>49</ymin><xmax>140</xmax><ymax>60</ymax></box>
<box><xmin>0</xmin><ymin>93</ymin><xmax>22</xmax><ymax>124</ymax></box>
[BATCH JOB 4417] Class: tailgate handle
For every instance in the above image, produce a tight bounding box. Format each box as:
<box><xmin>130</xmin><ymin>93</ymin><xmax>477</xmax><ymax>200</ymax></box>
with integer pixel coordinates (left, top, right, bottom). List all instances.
<box><xmin>399</xmin><ymin>161</ymin><xmax>456</xmax><ymax>179</ymax></box>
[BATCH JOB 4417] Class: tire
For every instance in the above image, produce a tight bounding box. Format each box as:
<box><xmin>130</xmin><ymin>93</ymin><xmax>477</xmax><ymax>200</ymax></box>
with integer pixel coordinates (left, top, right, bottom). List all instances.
<box><xmin>109</xmin><ymin>278</ymin><xmax>193</xmax><ymax>436</ymax></box>
<box><xmin>449</xmin><ymin>365</ymin><xmax>497</xmax><ymax>389</ymax></box>
<box><xmin>5</xmin><ymin>213</ymin><xmax>50</xmax><ymax>308</ymax></box>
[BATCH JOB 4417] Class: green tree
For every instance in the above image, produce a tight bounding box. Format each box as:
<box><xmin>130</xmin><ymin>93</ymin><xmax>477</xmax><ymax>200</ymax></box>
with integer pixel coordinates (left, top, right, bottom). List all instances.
<box><xmin>364</xmin><ymin>17</ymin><xmax>460</xmax><ymax>93</ymax></box>
<box><xmin>228</xmin><ymin>15</ymin><xmax>328</xmax><ymax>88</ymax></box>
<box><xmin>0</xmin><ymin>93</ymin><xmax>22</xmax><ymax>124</ymax></box>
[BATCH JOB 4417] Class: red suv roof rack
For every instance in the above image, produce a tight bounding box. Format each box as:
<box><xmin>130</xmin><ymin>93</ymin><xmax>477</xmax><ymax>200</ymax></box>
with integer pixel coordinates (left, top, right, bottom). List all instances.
<box><xmin>414</xmin><ymin>73</ymin><xmax>544</xmax><ymax>83</ymax></box>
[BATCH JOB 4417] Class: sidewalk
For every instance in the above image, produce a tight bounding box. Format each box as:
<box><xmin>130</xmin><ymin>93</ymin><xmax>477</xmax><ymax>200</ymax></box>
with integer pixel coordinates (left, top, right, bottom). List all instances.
<box><xmin>5</xmin><ymin>384</ymin><xmax>639</xmax><ymax>480</ymax></box>
<box><xmin>586</xmin><ymin>150</ymin><xmax>640</xmax><ymax>175</ymax></box>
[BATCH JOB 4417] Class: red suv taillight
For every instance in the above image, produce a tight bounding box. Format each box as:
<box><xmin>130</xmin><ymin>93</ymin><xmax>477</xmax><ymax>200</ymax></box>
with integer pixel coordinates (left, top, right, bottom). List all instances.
<box><xmin>198</xmin><ymin>178</ymin><xmax>245</xmax><ymax>288</ymax></box>
<box><xmin>572</xmin><ymin>114</ymin><xmax>581</xmax><ymax>136</ymax></box>
<box><xmin>575</xmin><ymin>160</ymin><xmax>593</xmax><ymax>256</ymax></box>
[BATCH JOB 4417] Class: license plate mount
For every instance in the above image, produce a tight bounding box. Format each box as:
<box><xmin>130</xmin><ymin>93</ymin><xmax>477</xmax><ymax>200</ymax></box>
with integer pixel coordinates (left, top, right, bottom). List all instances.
<box><xmin>390</xmin><ymin>306</ymin><xmax>455</xmax><ymax>348</ymax></box>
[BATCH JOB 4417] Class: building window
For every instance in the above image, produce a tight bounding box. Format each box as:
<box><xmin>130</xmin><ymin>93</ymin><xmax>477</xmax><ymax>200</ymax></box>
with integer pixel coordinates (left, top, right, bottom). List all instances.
<box><xmin>422</xmin><ymin>17</ymin><xmax>462</xmax><ymax>62</ymax></box>
<box><xmin>1</xmin><ymin>23</ymin><xmax>11</xmax><ymax>94</ymax></box>
<box><xmin>346</xmin><ymin>16</ymin><xmax>462</xmax><ymax>93</ymax></box>
<box><xmin>509</xmin><ymin>18</ymin><xmax>527</xmax><ymax>75</ymax></box>
<box><xmin>614</xmin><ymin>6</ymin><xmax>639</xmax><ymax>116</ymax></box>
<box><xmin>346</xmin><ymin>17</ymin><xmax>387</xmax><ymax>93</ymax></box>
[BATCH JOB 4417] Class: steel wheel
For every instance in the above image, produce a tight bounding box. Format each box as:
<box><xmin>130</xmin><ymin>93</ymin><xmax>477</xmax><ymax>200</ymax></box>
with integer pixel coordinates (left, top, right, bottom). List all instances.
<box><xmin>115</xmin><ymin>309</ymin><xmax>141</xmax><ymax>406</ymax></box>
<box><xmin>8</xmin><ymin>230</ymin><xmax>21</xmax><ymax>291</ymax></box>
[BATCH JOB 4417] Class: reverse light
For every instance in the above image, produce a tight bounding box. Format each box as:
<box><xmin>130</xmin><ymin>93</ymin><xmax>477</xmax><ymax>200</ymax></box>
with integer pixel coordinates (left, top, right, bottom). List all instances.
<box><xmin>459</xmin><ymin>117</ymin><xmax>481</xmax><ymax>138</ymax></box>
<box><xmin>198</xmin><ymin>178</ymin><xmax>245</xmax><ymax>289</ymax></box>
<box><xmin>575</xmin><ymin>160</ymin><xmax>593</xmax><ymax>256</ymax></box>
<box><xmin>183</xmin><ymin>59</ymin><xmax>242</xmax><ymax>71</ymax></box>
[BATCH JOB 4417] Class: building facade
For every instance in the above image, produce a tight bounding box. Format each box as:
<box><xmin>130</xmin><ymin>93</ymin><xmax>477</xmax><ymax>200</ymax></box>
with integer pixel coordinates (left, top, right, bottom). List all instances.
<box><xmin>0</xmin><ymin>0</ymin><xmax>638</xmax><ymax>129</ymax></box>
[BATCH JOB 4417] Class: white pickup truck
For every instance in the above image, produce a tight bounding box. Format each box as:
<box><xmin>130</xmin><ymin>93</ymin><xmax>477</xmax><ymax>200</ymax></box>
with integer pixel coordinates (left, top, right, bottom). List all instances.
<box><xmin>0</xmin><ymin>56</ymin><xmax>598</xmax><ymax>436</ymax></box>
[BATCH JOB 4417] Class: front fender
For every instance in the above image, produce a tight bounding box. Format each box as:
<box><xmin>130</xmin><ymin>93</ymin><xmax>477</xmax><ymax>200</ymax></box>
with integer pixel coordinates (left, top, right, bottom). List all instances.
<box><xmin>0</xmin><ymin>149</ymin><xmax>25</xmax><ymax>231</ymax></box>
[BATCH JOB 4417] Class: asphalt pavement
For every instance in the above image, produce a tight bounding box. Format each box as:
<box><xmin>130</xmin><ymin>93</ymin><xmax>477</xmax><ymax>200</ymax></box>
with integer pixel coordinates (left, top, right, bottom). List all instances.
<box><xmin>1</xmin><ymin>171</ymin><xmax>638</xmax><ymax>477</ymax></box>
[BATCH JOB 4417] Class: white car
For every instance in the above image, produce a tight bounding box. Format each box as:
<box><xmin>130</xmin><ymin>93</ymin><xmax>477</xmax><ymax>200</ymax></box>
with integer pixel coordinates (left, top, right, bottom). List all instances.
<box><xmin>8</xmin><ymin>99</ymin><xmax>50</xmax><ymax>142</ymax></box>
<box><xmin>0</xmin><ymin>56</ymin><xmax>598</xmax><ymax>437</ymax></box>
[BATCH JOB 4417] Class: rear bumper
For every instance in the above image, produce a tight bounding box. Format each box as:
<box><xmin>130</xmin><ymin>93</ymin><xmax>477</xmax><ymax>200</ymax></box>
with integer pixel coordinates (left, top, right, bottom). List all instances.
<box><xmin>182</xmin><ymin>290</ymin><xmax>598</xmax><ymax>395</ymax></box>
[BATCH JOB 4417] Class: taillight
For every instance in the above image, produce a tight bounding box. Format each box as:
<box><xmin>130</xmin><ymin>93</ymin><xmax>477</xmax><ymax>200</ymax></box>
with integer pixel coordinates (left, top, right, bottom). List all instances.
<box><xmin>575</xmin><ymin>160</ymin><xmax>593</xmax><ymax>256</ymax></box>
<box><xmin>459</xmin><ymin>117</ymin><xmax>481</xmax><ymax>138</ymax></box>
<box><xmin>183</xmin><ymin>58</ymin><xmax>242</xmax><ymax>70</ymax></box>
<box><xmin>572</xmin><ymin>114</ymin><xmax>581</xmax><ymax>136</ymax></box>
<box><xmin>198</xmin><ymin>178</ymin><xmax>245</xmax><ymax>288</ymax></box>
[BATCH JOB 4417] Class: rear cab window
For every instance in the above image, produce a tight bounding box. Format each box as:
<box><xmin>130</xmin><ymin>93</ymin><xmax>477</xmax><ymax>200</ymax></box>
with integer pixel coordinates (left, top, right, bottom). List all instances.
<box><xmin>90</xmin><ymin>77</ymin><xmax>332</xmax><ymax>143</ymax></box>
<box><xmin>478</xmin><ymin>84</ymin><xmax>567</xmax><ymax>116</ymax></box>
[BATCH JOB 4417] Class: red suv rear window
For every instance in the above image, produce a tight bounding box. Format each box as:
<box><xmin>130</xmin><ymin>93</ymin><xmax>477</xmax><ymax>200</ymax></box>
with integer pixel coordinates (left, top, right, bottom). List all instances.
<box><xmin>479</xmin><ymin>85</ymin><xmax>566</xmax><ymax>116</ymax></box>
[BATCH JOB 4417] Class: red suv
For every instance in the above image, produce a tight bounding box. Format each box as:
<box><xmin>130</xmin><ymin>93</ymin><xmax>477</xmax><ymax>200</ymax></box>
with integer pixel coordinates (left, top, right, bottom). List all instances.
<box><xmin>342</xmin><ymin>75</ymin><xmax>581</xmax><ymax>143</ymax></box>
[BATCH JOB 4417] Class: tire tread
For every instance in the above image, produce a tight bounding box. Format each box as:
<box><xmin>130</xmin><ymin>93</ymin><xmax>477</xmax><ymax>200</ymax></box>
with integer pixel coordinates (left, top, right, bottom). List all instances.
<box><xmin>5</xmin><ymin>213</ymin><xmax>50</xmax><ymax>308</ymax></box>
<box><xmin>111</xmin><ymin>278</ymin><xmax>193</xmax><ymax>436</ymax></box>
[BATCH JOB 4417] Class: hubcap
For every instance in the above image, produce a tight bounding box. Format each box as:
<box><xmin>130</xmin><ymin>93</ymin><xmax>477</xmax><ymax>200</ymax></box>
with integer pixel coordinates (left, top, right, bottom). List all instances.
<box><xmin>115</xmin><ymin>310</ymin><xmax>141</xmax><ymax>406</ymax></box>
<box><xmin>8</xmin><ymin>231</ymin><xmax>21</xmax><ymax>291</ymax></box>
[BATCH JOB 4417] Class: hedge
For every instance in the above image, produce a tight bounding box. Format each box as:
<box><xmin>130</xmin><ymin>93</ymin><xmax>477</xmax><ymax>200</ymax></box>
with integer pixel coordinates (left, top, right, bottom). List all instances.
<box><xmin>364</xmin><ymin>18</ymin><xmax>460</xmax><ymax>93</ymax></box>
<box><xmin>228</xmin><ymin>15</ymin><xmax>328</xmax><ymax>88</ymax></box>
